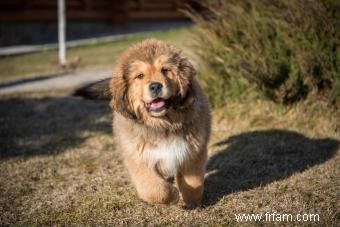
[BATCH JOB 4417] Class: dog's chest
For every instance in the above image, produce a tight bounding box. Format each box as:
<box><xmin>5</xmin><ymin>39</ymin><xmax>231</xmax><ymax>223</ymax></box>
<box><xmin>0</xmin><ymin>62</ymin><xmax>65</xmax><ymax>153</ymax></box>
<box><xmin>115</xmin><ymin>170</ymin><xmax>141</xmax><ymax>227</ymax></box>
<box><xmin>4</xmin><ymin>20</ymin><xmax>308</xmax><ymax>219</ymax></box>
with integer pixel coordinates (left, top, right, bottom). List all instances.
<box><xmin>143</xmin><ymin>137</ymin><xmax>189</xmax><ymax>177</ymax></box>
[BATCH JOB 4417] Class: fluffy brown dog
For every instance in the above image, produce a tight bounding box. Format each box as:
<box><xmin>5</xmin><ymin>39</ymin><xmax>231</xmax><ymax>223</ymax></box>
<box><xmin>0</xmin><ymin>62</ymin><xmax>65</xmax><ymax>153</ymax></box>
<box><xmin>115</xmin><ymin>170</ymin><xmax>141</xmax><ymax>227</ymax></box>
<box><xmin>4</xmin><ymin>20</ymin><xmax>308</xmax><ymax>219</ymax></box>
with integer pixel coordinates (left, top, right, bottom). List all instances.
<box><xmin>76</xmin><ymin>39</ymin><xmax>211</xmax><ymax>207</ymax></box>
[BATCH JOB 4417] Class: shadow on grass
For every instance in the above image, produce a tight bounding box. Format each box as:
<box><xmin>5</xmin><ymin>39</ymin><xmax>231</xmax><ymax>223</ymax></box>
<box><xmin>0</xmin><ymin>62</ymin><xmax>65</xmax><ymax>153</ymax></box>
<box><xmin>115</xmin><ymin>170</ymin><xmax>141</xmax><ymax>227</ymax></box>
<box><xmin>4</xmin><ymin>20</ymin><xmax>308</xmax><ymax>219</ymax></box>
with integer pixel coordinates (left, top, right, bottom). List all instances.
<box><xmin>0</xmin><ymin>95</ymin><xmax>111</xmax><ymax>159</ymax></box>
<box><xmin>204</xmin><ymin>130</ymin><xmax>339</xmax><ymax>206</ymax></box>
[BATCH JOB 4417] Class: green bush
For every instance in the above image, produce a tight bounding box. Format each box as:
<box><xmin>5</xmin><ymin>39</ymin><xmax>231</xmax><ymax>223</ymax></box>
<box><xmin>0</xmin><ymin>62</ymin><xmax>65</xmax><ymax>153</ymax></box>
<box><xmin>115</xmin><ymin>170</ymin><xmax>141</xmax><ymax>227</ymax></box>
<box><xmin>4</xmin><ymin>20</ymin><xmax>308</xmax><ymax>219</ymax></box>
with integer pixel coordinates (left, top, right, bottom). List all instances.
<box><xmin>186</xmin><ymin>0</ymin><xmax>339</xmax><ymax>107</ymax></box>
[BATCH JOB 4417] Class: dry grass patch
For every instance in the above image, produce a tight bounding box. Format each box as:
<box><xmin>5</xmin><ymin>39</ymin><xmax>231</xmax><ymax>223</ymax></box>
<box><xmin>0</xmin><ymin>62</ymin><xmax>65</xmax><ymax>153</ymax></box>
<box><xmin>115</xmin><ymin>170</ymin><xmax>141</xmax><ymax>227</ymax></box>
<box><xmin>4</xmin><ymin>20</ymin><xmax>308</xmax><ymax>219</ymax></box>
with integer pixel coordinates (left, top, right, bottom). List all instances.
<box><xmin>0</xmin><ymin>90</ymin><xmax>339</xmax><ymax>226</ymax></box>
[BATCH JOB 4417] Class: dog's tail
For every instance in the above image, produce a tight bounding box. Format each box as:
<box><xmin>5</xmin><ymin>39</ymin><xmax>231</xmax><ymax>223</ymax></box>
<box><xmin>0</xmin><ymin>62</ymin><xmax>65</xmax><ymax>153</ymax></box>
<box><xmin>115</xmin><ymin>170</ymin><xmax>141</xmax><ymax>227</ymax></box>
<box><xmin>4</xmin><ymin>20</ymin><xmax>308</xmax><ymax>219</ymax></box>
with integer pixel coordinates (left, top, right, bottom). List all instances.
<box><xmin>73</xmin><ymin>78</ymin><xmax>111</xmax><ymax>100</ymax></box>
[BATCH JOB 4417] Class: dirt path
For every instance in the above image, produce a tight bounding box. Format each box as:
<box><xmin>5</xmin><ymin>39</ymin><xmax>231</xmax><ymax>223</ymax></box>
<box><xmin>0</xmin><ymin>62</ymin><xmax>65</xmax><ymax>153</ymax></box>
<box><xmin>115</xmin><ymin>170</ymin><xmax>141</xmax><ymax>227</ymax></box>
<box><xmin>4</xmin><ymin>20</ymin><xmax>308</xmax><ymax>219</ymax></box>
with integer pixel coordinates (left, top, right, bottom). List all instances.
<box><xmin>0</xmin><ymin>70</ymin><xmax>111</xmax><ymax>95</ymax></box>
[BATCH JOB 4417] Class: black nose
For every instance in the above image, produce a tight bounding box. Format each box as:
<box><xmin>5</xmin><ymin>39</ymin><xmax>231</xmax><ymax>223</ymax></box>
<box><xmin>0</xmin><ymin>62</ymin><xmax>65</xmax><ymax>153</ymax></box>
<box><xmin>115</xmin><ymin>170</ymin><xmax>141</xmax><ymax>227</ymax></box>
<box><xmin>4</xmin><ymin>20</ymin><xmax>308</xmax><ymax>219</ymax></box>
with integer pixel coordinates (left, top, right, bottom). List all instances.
<box><xmin>149</xmin><ymin>82</ymin><xmax>163</xmax><ymax>94</ymax></box>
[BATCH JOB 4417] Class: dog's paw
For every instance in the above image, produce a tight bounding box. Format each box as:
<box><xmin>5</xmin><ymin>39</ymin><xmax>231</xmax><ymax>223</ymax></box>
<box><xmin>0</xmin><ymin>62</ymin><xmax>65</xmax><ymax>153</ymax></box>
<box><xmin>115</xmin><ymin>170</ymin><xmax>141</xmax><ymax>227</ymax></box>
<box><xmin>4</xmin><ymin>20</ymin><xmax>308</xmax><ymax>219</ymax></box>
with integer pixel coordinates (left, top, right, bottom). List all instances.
<box><xmin>183</xmin><ymin>201</ymin><xmax>201</xmax><ymax>210</ymax></box>
<box><xmin>169</xmin><ymin>186</ymin><xmax>180</xmax><ymax>205</ymax></box>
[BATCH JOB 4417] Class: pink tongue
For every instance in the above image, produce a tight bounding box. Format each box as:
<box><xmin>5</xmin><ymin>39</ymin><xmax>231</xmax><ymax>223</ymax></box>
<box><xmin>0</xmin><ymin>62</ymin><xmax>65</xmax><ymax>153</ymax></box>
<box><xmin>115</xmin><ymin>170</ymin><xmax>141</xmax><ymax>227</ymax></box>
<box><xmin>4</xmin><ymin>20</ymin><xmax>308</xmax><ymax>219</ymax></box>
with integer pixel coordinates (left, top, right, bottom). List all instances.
<box><xmin>150</xmin><ymin>99</ymin><xmax>165</xmax><ymax>110</ymax></box>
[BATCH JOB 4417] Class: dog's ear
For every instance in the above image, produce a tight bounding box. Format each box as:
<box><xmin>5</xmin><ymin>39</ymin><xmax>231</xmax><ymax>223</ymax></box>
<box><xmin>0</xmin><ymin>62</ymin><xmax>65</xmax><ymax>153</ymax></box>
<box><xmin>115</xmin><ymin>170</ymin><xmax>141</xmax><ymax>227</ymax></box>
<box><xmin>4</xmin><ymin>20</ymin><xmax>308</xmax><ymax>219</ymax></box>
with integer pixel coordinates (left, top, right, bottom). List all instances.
<box><xmin>177</xmin><ymin>57</ymin><xmax>196</xmax><ymax>98</ymax></box>
<box><xmin>73</xmin><ymin>78</ymin><xmax>111</xmax><ymax>100</ymax></box>
<box><xmin>109</xmin><ymin>67</ymin><xmax>137</xmax><ymax>119</ymax></box>
<box><xmin>173</xmin><ymin>57</ymin><xmax>196</xmax><ymax>108</ymax></box>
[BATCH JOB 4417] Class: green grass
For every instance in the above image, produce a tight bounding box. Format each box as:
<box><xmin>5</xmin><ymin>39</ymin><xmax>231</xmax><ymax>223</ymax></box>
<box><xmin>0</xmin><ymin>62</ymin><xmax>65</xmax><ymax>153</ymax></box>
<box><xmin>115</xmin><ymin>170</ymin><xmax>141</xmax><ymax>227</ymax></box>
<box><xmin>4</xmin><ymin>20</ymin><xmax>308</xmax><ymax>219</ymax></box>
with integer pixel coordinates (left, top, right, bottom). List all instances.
<box><xmin>0</xmin><ymin>89</ymin><xmax>338</xmax><ymax>226</ymax></box>
<box><xmin>187</xmin><ymin>0</ymin><xmax>340</xmax><ymax>107</ymax></box>
<box><xmin>0</xmin><ymin>28</ymin><xmax>194</xmax><ymax>83</ymax></box>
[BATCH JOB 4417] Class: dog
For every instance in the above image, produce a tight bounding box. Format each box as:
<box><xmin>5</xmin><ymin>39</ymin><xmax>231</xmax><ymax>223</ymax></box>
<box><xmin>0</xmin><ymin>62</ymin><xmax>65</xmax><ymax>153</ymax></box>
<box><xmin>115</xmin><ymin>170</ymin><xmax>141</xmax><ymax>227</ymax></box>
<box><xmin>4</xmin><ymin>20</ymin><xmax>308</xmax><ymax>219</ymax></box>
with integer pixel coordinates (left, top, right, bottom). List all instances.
<box><xmin>75</xmin><ymin>39</ymin><xmax>211</xmax><ymax>207</ymax></box>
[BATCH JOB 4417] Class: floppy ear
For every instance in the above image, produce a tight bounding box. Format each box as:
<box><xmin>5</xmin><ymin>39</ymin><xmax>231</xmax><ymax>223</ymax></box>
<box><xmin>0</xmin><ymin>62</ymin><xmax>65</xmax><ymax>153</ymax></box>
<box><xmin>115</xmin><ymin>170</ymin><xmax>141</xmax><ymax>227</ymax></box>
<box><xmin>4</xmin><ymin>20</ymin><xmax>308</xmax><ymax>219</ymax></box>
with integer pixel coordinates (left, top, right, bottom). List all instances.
<box><xmin>173</xmin><ymin>57</ymin><xmax>196</xmax><ymax>108</ymax></box>
<box><xmin>177</xmin><ymin>57</ymin><xmax>196</xmax><ymax>97</ymax></box>
<box><xmin>109</xmin><ymin>67</ymin><xmax>136</xmax><ymax>119</ymax></box>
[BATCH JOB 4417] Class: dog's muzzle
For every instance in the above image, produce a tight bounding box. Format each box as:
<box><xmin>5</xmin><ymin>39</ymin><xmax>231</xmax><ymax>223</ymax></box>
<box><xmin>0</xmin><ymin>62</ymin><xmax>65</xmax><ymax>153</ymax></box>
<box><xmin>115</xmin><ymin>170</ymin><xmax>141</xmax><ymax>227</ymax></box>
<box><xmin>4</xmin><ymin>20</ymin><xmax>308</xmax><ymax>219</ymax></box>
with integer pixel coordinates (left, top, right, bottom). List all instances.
<box><xmin>149</xmin><ymin>82</ymin><xmax>163</xmax><ymax>97</ymax></box>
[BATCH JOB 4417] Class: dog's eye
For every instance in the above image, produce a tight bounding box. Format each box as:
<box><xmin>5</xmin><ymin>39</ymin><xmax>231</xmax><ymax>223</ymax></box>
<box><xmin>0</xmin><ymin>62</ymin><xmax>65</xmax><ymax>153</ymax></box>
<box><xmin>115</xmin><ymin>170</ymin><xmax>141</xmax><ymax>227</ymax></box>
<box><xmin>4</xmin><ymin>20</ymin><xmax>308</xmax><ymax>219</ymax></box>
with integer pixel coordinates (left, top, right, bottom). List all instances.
<box><xmin>136</xmin><ymin>74</ymin><xmax>144</xmax><ymax>80</ymax></box>
<box><xmin>161</xmin><ymin>67</ymin><xmax>170</xmax><ymax>76</ymax></box>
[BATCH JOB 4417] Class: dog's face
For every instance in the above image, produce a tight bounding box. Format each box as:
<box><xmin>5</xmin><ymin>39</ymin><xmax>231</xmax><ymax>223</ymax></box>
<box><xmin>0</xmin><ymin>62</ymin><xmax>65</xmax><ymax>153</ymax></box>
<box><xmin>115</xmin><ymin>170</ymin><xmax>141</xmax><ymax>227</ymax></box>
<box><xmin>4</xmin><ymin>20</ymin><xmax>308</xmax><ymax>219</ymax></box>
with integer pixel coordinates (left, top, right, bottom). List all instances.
<box><xmin>110</xmin><ymin>39</ymin><xmax>196</xmax><ymax>125</ymax></box>
<box><xmin>128</xmin><ymin>55</ymin><xmax>181</xmax><ymax>117</ymax></box>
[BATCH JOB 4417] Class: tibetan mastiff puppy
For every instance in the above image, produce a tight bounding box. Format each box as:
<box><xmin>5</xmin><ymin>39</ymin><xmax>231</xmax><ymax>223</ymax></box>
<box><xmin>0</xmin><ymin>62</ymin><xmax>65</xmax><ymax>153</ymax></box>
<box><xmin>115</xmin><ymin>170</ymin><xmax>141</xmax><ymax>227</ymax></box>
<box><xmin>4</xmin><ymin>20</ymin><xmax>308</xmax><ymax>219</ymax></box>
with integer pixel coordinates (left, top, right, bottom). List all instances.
<box><xmin>76</xmin><ymin>39</ymin><xmax>211</xmax><ymax>208</ymax></box>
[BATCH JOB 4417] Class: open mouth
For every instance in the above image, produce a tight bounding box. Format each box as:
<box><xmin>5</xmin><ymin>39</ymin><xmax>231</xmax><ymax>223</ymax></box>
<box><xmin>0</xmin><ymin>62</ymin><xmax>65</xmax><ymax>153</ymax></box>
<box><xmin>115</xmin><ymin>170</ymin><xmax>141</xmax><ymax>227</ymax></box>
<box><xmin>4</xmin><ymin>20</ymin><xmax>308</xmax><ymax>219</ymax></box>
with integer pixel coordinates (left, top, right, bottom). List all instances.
<box><xmin>145</xmin><ymin>98</ymin><xmax>169</xmax><ymax>113</ymax></box>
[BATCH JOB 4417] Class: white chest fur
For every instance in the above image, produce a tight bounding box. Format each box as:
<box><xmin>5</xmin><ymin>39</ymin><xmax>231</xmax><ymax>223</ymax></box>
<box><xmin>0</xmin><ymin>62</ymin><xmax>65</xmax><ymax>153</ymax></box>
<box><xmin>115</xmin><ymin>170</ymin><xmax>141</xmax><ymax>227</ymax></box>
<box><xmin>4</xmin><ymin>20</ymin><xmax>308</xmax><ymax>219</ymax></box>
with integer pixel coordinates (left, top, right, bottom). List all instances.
<box><xmin>142</xmin><ymin>136</ymin><xmax>190</xmax><ymax>177</ymax></box>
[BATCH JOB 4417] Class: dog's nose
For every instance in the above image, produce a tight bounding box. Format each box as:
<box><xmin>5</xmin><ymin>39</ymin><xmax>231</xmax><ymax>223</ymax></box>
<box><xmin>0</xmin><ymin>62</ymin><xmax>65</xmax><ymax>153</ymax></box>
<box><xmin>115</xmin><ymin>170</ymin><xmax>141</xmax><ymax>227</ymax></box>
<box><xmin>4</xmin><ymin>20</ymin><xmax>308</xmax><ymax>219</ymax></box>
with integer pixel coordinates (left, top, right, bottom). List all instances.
<box><xmin>149</xmin><ymin>82</ymin><xmax>163</xmax><ymax>94</ymax></box>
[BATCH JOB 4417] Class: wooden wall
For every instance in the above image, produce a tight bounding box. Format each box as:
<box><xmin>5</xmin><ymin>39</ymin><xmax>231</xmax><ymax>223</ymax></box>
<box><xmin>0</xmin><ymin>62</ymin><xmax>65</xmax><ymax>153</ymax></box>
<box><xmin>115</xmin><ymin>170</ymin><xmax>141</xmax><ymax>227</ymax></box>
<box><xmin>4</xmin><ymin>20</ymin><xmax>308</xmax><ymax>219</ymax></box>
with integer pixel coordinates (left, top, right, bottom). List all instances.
<box><xmin>0</xmin><ymin>0</ymin><xmax>187</xmax><ymax>22</ymax></box>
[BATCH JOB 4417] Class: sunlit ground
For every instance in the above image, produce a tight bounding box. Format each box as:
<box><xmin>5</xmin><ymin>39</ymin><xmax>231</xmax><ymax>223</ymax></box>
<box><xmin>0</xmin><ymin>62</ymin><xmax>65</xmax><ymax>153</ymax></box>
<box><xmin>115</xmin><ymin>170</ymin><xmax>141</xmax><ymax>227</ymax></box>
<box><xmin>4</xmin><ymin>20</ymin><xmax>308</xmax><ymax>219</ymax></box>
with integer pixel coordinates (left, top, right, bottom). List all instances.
<box><xmin>0</xmin><ymin>28</ymin><xmax>339</xmax><ymax>225</ymax></box>
<box><xmin>0</xmin><ymin>28</ymin><xmax>194</xmax><ymax>83</ymax></box>
<box><xmin>0</xmin><ymin>88</ymin><xmax>338</xmax><ymax>225</ymax></box>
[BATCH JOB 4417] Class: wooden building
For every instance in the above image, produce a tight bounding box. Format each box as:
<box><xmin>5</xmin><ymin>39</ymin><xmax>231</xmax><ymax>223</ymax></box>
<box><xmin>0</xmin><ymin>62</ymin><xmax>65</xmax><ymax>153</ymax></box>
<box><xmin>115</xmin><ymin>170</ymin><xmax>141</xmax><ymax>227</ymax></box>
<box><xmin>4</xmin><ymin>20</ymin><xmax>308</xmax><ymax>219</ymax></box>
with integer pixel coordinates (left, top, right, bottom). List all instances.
<box><xmin>0</xmin><ymin>0</ymin><xmax>188</xmax><ymax>23</ymax></box>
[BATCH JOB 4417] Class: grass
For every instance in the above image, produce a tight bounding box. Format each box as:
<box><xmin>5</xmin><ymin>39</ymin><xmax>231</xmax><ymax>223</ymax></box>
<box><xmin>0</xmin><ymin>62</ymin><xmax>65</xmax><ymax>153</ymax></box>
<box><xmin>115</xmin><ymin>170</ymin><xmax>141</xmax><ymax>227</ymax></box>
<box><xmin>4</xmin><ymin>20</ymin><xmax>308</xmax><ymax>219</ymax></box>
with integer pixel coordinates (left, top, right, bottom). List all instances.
<box><xmin>0</xmin><ymin>26</ymin><xmax>339</xmax><ymax>226</ymax></box>
<box><xmin>0</xmin><ymin>89</ymin><xmax>339</xmax><ymax>226</ymax></box>
<box><xmin>0</xmin><ymin>28</ymin><xmax>194</xmax><ymax>83</ymax></box>
<box><xmin>187</xmin><ymin>0</ymin><xmax>340</xmax><ymax>106</ymax></box>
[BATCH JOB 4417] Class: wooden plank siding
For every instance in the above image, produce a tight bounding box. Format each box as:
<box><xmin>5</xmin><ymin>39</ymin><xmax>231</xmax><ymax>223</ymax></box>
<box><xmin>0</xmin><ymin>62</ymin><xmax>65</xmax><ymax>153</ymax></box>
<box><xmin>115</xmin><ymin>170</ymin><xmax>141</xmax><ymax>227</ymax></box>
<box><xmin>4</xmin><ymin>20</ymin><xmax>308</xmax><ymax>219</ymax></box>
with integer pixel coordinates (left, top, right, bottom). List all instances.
<box><xmin>0</xmin><ymin>0</ymin><xmax>188</xmax><ymax>22</ymax></box>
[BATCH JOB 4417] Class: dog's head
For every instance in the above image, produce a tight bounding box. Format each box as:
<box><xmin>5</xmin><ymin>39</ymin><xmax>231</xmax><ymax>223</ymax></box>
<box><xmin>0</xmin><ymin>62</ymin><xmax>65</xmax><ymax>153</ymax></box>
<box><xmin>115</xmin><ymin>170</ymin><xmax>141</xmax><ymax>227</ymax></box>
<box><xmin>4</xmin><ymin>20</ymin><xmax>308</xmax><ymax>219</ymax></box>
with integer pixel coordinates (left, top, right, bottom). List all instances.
<box><xmin>110</xmin><ymin>39</ymin><xmax>196</xmax><ymax>124</ymax></box>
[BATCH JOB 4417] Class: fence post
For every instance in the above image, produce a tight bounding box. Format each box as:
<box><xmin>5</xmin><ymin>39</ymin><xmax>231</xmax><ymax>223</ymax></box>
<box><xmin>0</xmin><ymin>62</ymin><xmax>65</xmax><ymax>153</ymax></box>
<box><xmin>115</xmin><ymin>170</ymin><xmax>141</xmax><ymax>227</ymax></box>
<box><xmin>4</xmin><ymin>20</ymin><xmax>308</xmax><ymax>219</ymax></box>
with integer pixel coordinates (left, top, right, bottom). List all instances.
<box><xmin>58</xmin><ymin>0</ymin><xmax>66</xmax><ymax>66</ymax></box>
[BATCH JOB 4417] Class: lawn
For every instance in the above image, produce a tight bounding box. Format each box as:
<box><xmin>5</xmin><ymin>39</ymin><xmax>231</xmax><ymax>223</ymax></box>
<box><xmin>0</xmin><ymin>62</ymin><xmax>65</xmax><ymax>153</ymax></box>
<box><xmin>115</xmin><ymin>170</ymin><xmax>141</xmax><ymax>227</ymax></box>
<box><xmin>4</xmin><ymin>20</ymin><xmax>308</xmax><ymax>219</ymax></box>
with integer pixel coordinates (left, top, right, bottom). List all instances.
<box><xmin>0</xmin><ymin>88</ymin><xmax>338</xmax><ymax>226</ymax></box>
<box><xmin>0</xmin><ymin>28</ymin><xmax>194</xmax><ymax>83</ymax></box>
<box><xmin>0</xmin><ymin>27</ymin><xmax>339</xmax><ymax>226</ymax></box>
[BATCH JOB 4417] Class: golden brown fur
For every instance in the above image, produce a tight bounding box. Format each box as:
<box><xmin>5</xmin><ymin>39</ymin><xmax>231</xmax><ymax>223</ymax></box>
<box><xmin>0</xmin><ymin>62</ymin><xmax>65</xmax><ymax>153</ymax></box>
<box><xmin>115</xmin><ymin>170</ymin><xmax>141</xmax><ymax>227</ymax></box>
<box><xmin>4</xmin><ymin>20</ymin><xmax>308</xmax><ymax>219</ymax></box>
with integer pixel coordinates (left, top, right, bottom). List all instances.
<box><xmin>109</xmin><ymin>39</ymin><xmax>211</xmax><ymax>207</ymax></box>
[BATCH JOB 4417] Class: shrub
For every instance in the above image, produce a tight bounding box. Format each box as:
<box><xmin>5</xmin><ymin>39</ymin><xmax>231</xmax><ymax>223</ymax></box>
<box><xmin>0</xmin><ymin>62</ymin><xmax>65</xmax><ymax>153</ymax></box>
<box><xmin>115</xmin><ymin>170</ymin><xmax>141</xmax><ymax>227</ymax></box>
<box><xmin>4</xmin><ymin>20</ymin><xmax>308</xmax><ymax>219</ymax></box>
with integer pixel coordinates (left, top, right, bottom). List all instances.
<box><xmin>186</xmin><ymin>0</ymin><xmax>339</xmax><ymax>107</ymax></box>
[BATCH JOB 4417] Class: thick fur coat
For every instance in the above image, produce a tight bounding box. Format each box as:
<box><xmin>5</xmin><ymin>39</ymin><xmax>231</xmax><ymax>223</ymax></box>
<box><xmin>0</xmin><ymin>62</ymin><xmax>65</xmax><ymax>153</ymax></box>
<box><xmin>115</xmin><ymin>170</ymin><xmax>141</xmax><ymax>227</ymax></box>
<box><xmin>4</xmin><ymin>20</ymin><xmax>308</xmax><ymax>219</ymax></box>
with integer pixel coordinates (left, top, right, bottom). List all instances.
<box><xmin>77</xmin><ymin>39</ymin><xmax>211</xmax><ymax>207</ymax></box>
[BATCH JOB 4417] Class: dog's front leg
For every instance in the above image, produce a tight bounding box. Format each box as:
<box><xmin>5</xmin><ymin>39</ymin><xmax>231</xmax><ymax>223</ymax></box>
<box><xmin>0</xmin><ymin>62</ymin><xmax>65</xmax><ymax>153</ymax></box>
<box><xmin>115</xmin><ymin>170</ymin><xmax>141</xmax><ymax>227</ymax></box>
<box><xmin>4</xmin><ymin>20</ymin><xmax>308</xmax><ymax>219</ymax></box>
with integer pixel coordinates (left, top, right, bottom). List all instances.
<box><xmin>124</xmin><ymin>157</ymin><xmax>179</xmax><ymax>205</ymax></box>
<box><xmin>176</xmin><ymin>151</ymin><xmax>207</xmax><ymax>208</ymax></box>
